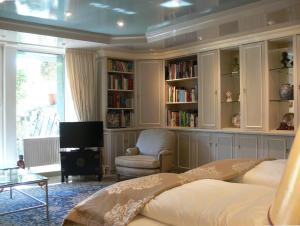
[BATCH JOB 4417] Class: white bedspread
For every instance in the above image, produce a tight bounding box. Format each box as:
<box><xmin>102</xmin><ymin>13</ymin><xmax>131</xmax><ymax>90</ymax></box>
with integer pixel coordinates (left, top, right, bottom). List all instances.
<box><xmin>234</xmin><ymin>159</ymin><xmax>286</xmax><ymax>187</ymax></box>
<box><xmin>140</xmin><ymin>179</ymin><xmax>274</xmax><ymax>226</ymax></box>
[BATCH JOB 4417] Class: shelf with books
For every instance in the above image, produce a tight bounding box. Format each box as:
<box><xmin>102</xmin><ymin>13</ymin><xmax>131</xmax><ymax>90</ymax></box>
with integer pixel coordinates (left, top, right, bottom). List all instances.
<box><xmin>166</xmin><ymin>102</ymin><xmax>198</xmax><ymax>105</ymax></box>
<box><xmin>165</xmin><ymin>55</ymin><xmax>198</xmax><ymax>128</ymax></box>
<box><xmin>106</xmin><ymin>58</ymin><xmax>135</xmax><ymax>129</ymax></box>
<box><xmin>106</xmin><ymin>110</ymin><xmax>133</xmax><ymax>128</ymax></box>
<box><xmin>167</xmin><ymin>110</ymin><xmax>198</xmax><ymax>128</ymax></box>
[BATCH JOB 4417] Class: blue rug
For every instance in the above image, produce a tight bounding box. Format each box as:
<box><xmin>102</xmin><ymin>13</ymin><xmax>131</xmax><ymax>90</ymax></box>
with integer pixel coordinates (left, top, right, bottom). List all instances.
<box><xmin>0</xmin><ymin>182</ymin><xmax>109</xmax><ymax>226</ymax></box>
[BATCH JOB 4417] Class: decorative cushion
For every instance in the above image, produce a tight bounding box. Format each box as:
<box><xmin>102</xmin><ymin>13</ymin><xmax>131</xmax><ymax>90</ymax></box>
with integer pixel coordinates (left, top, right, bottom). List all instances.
<box><xmin>136</xmin><ymin>129</ymin><xmax>174</xmax><ymax>156</ymax></box>
<box><xmin>115</xmin><ymin>155</ymin><xmax>160</xmax><ymax>169</ymax></box>
<box><xmin>116</xmin><ymin>166</ymin><xmax>160</xmax><ymax>177</ymax></box>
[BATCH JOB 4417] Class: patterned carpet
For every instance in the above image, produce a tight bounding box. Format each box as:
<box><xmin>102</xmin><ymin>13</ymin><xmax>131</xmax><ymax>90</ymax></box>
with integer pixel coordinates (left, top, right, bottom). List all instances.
<box><xmin>0</xmin><ymin>181</ymin><xmax>109</xmax><ymax>226</ymax></box>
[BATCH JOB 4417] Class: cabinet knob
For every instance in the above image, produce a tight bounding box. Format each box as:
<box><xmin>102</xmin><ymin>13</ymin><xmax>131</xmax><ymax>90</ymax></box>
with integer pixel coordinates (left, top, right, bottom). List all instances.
<box><xmin>215</xmin><ymin>90</ymin><xmax>218</xmax><ymax>95</ymax></box>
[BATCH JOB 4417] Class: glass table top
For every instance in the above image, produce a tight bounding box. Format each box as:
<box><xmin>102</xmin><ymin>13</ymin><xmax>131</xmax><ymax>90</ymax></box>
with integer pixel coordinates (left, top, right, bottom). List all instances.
<box><xmin>0</xmin><ymin>168</ymin><xmax>47</xmax><ymax>187</ymax></box>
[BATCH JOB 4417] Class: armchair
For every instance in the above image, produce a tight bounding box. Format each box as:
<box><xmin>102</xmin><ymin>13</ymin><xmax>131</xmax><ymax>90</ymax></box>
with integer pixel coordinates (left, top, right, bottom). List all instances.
<box><xmin>115</xmin><ymin>129</ymin><xmax>175</xmax><ymax>180</ymax></box>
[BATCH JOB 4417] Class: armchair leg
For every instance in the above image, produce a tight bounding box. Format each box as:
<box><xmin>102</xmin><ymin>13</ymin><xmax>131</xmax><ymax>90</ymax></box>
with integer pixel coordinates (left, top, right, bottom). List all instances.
<box><xmin>116</xmin><ymin>174</ymin><xmax>120</xmax><ymax>182</ymax></box>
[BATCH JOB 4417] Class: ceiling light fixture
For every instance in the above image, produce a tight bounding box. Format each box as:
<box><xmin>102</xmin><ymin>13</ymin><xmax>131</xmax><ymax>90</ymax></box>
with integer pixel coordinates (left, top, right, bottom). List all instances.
<box><xmin>65</xmin><ymin>11</ymin><xmax>72</xmax><ymax>17</ymax></box>
<box><xmin>160</xmin><ymin>0</ymin><xmax>192</xmax><ymax>8</ymax></box>
<box><xmin>89</xmin><ymin>3</ymin><xmax>110</xmax><ymax>9</ymax></box>
<box><xmin>117</xmin><ymin>21</ymin><xmax>124</xmax><ymax>27</ymax></box>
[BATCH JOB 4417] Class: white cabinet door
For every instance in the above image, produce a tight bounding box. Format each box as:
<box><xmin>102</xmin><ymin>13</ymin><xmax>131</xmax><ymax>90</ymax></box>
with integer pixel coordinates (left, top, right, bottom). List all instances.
<box><xmin>177</xmin><ymin>132</ymin><xmax>191</xmax><ymax>170</ymax></box>
<box><xmin>241</xmin><ymin>42</ymin><xmax>265</xmax><ymax>130</ymax></box>
<box><xmin>214</xmin><ymin>133</ymin><xmax>234</xmax><ymax>160</ymax></box>
<box><xmin>196</xmin><ymin>132</ymin><xmax>214</xmax><ymax>166</ymax></box>
<box><xmin>262</xmin><ymin>135</ymin><xmax>291</xmax><ymax>159</ymax></box>
<box><xmin>198</xmin><ymin>50</ymin><xmax>219</xmax><ymax>129</ymax></box>
<box><xmin>234</xmin><ymin>134</ymin><xmax>262</xmax><ymax>159</ymax></box>
<box><xmin>106</xmin><ymin>130</ymin><xmax>137</xmax><ymax>174</ymax></box>
<box><xmin>136</xmin><ymin>60</ymin><xmax>164</xmax><ymax>127</ymax></box>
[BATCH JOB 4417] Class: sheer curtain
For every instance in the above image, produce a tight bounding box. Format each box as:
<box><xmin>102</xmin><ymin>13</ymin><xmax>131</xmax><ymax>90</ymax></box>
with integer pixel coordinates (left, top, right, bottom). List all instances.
<box><xmin>65</xmin><ymin>49</ymin><xmax>99</xmax><ymax>121</ymax></box>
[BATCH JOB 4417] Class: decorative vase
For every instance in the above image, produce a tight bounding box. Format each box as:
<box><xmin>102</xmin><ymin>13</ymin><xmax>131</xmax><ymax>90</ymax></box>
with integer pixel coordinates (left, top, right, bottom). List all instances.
<box><xmin>48</xmin><ymin>93</ymin><xmax>57</xmax><ymax>105</ymax></box>
<box><xmin>279</xmin><ymin>84</ymin><xmax>293</xmax><ymax>100</ymax></box>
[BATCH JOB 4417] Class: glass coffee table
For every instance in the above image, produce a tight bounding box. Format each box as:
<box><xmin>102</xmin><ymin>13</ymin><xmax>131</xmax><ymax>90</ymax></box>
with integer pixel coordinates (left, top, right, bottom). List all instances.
<box><xmin>0</xmin><ymin>166</ymin><xmax>49</xmax><ymax>220</ymax></box>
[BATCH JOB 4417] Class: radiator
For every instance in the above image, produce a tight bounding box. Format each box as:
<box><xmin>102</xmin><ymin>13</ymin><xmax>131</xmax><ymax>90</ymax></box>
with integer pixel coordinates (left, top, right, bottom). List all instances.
<box><xmin>23</xmin><ymin>137</ymin><xmax>60</xmax><ymax>168</ymax></box>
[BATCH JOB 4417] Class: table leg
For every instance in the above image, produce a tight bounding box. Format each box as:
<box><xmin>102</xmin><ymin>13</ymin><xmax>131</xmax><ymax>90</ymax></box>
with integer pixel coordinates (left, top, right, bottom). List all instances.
<box><xmin>45</xmin><ymin>181</ymin><xmax>49</xmax><ymax>220</ymax></box>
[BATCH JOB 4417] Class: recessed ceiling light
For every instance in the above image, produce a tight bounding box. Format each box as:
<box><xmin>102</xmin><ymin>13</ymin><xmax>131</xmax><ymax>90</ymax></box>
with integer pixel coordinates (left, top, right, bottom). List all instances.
<box><xmin>0</xmin><ymin>0</ymin><xmax>6</xmax><ymax>3</ymax></box>
<box><xmin>267</xmin><ymin>20</ymin><xmax>275</xmax><ymax>26</ymax></box>
<box><xmin>65</xmin><ymin>11</ymin><xmax>72</xmax><ymax>17</ymax></box>
<box><xmin>160</xmin><ymin>0</ymin><xmax>192</xmax><ymax>8</ymax></box>
<box><xmin>117</xmin><ymin>21</ymin><xmax>124</xmax><ymax>27</ymax></box>
<box><xmin>198</xmin><ymin>36</ymin><xmax>202</xmax><ymax>41</ymax></box>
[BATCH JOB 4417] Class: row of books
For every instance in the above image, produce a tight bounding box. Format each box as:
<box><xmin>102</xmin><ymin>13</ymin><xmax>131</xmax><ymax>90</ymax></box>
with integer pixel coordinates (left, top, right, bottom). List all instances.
<box><xmin>167</xmin><ymin>60</ymin><xmax>197</xmax><ymax>80</ymax></box>
<box><xmin>167</xmin><ymin>85</ymin><xmax>197</xmax><ymax>102</ymax></box>
<box><xmin>167</xmin><ymin>110</ymin><xmax>198</xmax><ymax>127</ymax></box>
<box><xmin>108</xmin><ymin>74</ymin><xmax>134</xmax><ymax>90</ymax></box>
<box><xmin>107</xmin><ymin>110</ymin><xmax>132</xmax><ymax>128</ymax></box>
<box><xmin>108</xmin><ymin>93</ymin><xmax>133</xmax><ymax>108</ymax></box>
<box><xmin>108</xmin><ymin>59</ymin><xmax>134</xmax><ymax>73</ymax></box>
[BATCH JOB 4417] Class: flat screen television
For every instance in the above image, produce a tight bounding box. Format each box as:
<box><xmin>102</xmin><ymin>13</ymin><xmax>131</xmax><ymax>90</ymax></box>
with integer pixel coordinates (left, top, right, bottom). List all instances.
<box><xmin>59</xmin><ymin>121</ymin><xmax>103</xmax><ymax>150</ymax></box>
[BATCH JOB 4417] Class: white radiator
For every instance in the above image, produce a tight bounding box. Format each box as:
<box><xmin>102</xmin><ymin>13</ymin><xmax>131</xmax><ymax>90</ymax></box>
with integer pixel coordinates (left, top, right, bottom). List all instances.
<box><xmin>23</xmin><ymin>137</ymin><xmax>60</xmax><ymax>168</ymax></box>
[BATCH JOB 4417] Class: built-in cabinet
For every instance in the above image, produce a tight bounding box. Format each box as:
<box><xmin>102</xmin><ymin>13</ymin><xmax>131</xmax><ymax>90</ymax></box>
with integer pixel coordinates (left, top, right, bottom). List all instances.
<box><xmin>102</xmin><ymin>129</ymin><xmax>137</xmax><ymax>174</ymax></box>
<box><xmin>171</xmin><ymin>129</ymin><xmax>294</xmax><ymax>170</ymax></box>
<box><xmin>198</xmin><ymin>50</ymin><xmax>219</xmax><ymax>129</ymax></box>
<box><xmin>136</xmin><ymin>60</ymin><xmax>164</xmax><ymax>127</ymax></box>
<box><xmin>240</xmin><ymin>42</ymin><xmax>265</xmax><ymax>131</ymax></box>
<box><xmin>100</xmin><ymin>35</ymin><xmax>299</xmax><ymax>175</ymax></box>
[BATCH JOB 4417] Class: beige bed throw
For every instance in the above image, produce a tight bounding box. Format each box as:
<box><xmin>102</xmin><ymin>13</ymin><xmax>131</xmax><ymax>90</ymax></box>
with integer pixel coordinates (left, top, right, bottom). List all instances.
<box><xmin>63</xmin><ymin>159</ymin><xmax>265</xmax><ymax>226</ymax></box>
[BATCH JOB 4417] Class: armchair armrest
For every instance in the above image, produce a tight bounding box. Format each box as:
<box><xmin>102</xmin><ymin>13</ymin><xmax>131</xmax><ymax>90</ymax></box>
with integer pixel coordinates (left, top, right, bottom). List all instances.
<box><xmin>158</xmin><ymin>149</ymin><xmax>173</xmax><ymax>172</ymax></box>
<box><xmin>158</xmin><ymin>149</ymin><xmax>173</xmax><ymax>157</ymax></box>
<box><xmin>126</xmin><ymin>147</ymin><xmax>139</xmax><ymax>156</ymax></box>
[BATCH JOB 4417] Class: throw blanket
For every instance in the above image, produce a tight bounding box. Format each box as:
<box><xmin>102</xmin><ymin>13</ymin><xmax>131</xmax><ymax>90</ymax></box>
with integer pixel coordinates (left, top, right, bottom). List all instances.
<box><xmin>63</xmin><ymin>159</ymin><xmax>265</xmax><ymax>226</ymax></box>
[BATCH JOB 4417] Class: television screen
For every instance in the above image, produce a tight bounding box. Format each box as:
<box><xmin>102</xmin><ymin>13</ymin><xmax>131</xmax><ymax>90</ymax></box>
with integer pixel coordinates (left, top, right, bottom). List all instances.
<box><xmin>59</xmin><ymin>121</ymin><xmax>103</xmax><ymax>149</ymax></box>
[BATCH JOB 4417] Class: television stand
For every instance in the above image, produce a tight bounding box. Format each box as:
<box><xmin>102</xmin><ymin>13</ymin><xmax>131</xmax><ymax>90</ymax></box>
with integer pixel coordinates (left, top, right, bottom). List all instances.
<box><xmin>60</xmin><ymin>149</ymin><xmax>102</xmax><ymax>183</ymax></box>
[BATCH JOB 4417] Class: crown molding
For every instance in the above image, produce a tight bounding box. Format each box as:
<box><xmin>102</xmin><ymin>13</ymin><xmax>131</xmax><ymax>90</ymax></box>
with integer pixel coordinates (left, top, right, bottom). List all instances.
<box><xmin>145</xmin><ymin>0</ymin><xmax>298</xmax><ymax>43</ymax></box>
<box><xmin>97</xmin><ymin>22</ymin><xmax>300</xmax><ymax>60</ymax></box>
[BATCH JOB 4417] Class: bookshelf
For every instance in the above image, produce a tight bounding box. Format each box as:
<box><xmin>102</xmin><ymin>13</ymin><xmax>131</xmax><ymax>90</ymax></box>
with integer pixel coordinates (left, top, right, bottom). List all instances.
<box><xmin>165</xmin><ymin>56</ymin><xmax>198</xmax><ymax>128</ymax></box>
<box><xmin>268</xmin><ymin>37</ymin><xmax>295</xmax><ymax>132</ymax></box>
<box><xmin>220</xmin><ymin>47</ymin><xmax>241</xmax><ymax>129</ymax></box>
<box><xmin>106</xmin><ymin>58</ymin><xmax>134</xmax><ymax>128</ymax></box>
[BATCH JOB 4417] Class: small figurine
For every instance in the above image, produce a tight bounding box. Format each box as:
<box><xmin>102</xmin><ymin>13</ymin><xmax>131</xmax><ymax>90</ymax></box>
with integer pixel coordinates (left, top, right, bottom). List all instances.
<box><xmin>231</xmin><ymin>57</ymin><xmax>239</xmax><ymax>74</ymax></box>
<box><xmin>277</xmin><ymin>113</ymin><xmax>294</xmax><ymax>130</ymax></box>
<box><xmin>281</xmin><ymin>52</ymin><xmax>290</xmax><ymax>68</ymax></box>
<box><xmin>225</xmin><ymin>91</ymin><xmax>233</xmax><ymax>102</ymax></box>
<box><xmin>17</xmin><ymin>155</ymin><xmax>25</xmax><ymax>169</ymax></box>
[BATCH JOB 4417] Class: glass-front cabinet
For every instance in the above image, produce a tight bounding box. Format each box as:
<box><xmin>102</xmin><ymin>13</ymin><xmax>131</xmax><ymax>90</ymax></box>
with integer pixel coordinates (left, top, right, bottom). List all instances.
<box><xmin>220</xmin><ymin>47</ymin><xmax>241</xmax><ymax>129</ymax></box>
<box><xmin>268</xmin><ymin>37</ymin><xmax>295</xmax><ymax>132</ymax></box>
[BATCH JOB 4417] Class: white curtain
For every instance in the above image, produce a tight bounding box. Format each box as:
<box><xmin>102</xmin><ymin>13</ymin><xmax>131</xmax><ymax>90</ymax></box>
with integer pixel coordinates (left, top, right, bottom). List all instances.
<box><xmin>65</xmin><ymin>49</ymin><xmax>99</xmax><ymax>121</ymax></box>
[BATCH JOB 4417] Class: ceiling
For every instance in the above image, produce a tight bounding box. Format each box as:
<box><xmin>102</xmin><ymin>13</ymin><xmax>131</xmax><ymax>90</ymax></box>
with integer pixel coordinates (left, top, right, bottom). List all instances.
<box><xmin>0</xmin><ymin>0</ymin><xmax>298</xmax><ymax>50</ymax></box>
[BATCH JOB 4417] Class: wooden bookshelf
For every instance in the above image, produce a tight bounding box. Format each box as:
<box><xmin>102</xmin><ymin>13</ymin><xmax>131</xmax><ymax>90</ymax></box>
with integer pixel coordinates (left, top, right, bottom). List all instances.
<box><xmin>165</xmin><ymin>55</ymin><xmax>198</xmax><ymax>128</ymax></box>
<box><xmin>106</xmin><ymin>58</ymin><xmax>135</xmax><ymax>128</ymax></box>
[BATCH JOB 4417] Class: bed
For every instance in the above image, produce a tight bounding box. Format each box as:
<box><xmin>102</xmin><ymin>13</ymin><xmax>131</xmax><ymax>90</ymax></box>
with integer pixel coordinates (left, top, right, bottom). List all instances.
<box><xmin>127</xmin><ymin>159</ymin><xmax>287</xmax><ymax>226</ymax></box>
<box><xmin>63</xmin><ymin>149</ymin><xmax>299</xmax><ymax>226</ymax></box>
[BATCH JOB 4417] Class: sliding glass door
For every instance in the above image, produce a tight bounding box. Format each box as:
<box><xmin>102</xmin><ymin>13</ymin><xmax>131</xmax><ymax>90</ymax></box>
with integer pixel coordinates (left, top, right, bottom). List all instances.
<box><xmin>16</xmin><ymin>51</ymin><xmax>65</xmax><ymax>156</ymax></box>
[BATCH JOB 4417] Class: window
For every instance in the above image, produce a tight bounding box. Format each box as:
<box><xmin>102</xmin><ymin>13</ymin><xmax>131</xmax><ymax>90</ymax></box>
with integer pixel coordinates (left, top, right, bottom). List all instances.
<box><xmin>16</xmin><ymin>51</ymin><xmax>65</xmax><ymax>155</ymax></box>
